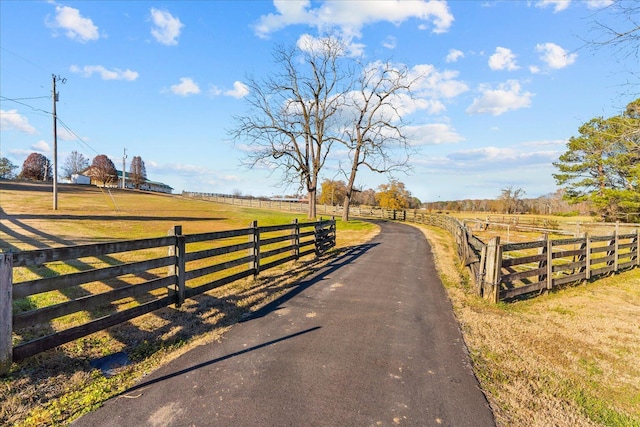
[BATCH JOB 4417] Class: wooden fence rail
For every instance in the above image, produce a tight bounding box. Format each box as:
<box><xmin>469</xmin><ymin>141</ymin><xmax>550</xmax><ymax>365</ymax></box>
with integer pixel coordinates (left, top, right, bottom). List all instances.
<box><xmin>379</xmin><ymin>209</ymin><xmax>640</xmax><ymax>304</ymax></box>
<box><xmin>0</xmin><ymin>219</ymin><xmax>335</xmax><ymax>375</ymax></box>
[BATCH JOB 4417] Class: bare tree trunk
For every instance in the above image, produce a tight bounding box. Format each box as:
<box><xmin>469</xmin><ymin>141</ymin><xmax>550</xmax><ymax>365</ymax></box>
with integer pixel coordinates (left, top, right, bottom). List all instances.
<box><xmin>308</xmin><ymin>188</ymin><xmax>317</xmax><ymax>219</ymax></box>
<box><xmin>342</xmin><ymin>142</ymin><xmax>361</xmax><ymax>222</ymax></box>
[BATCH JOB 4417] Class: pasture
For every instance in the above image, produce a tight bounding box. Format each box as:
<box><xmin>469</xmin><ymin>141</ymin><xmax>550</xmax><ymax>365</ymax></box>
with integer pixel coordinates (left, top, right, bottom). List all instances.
<box><xmin>0</xmin><ymin>181</ymin><xmax>376</xmax><ymax>426</ymax></box>
<box><xmin>1</xmin><ymin>181</ymin><xmax>638</xmax><ymax>426</ymax></box>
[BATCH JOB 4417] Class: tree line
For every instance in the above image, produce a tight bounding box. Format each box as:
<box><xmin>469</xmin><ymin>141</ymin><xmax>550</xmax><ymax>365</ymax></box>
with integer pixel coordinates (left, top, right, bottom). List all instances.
<box><xmin>0</xmin><ymin>152</ymin><xmax>148</xmax><ymax>189</ymax></box>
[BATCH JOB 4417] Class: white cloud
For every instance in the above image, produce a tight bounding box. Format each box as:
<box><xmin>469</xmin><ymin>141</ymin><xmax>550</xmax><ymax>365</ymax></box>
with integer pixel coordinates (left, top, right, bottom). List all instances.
<box><xmin>254</xmin><ymin>0</ymin><xmax>454</xmax><ymax>39</ymax></box>
<box><xmin>466</xmin><ymin>80</ymin><xmax>533</xmax><ymax>116</ymax></box>
<box><xmin>296</xmin><ymin>33</ymin><xmax>364</xmax><ymax>58</ymax></box>
<box><xmin>150</xmin><ymin>8</ymin><xmax>183</xmax><ymax>46</ymax></box>
<box><xmin>488</xmin><ymin>47</ymin><xmax>519</xmax><ymax>71</ymax></box>
<box><xmin>535</xmin><ymin>42</ymin><xmax>577</xmax><ymax>69</ymax></box>
<box><xmin>32</xmin><ymin>140</ymin><xmax>51</xmax><ymax>153</ymax></box>
<box><xmin>585</xmin><ymin>0</ymin><xmax>614</xmax><ymax>9</ymax></box>
<box><xmin>0</xmin><ymin>109</ymin><xmax>37</xmax><ymax>134</ymax></box>
<box><xmin>409</xmin><ymin>64</ymin><xmax>469</xmax><ymax>99</ymax></box>
<box><xmin>529</xmin><ymin>65</ymin><xmax>541</xmax><ymax>74</ymax></box>
<box><xmin>405</xmin><ymin>123</ymin><xmax>465</xmax><ymax>145</ymax></box>
<box><xmin>445</xmin><ymin>49</ymin><xmax>464</xmax><ymax>63</ymax></box>
<box><xmin>536</xmin><ymin>0</ymin><xmax>571</xmax><ymax>13</ymax></box>
<box><xmin>170</xmin><ymin>78</ymin><xmax>200</xmax><ymax>96</ymax></box>
<box><xmin>70</xmin><ymin>65</ymin><xmax>139</xmax><ymax>81</ymax></box>
<box><xmin>47</xmin><ymin>5</ymin><xmax>99</xmax><ymax>42</ymax></box>
<box><xmin>447</xmin><ymin>145</ymin><xmax>559</xmax><ymax>169</ymax></box>
<box><xmin>382</xmin><ymin>36</ymin><xmax>397</xmax><ymax>49</ymax></box>
<box><xmin>225</xmin><ymin>81</ymin><xmax>249</xmax><ymax>99</ymax></box>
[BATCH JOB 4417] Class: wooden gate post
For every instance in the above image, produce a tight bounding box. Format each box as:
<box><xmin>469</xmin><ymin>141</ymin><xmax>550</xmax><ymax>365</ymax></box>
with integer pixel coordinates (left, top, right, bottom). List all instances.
<box><xmin>484</xmin><ymin>237</ymin><xmax>501</xmax><ymax>303</ymax></box>
<box><xmin>1</xmin><ymin>253</ymin><xmax>13</xmax><ymax>376</ymax></box>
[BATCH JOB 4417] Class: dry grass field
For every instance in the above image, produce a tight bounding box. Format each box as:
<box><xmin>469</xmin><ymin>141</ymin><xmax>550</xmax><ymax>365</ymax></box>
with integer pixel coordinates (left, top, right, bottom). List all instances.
<box><xmin>417</xmin><ymin>224</ymin><xmax>640</xmax><ymax>426</ymax></box>
<box><xmin>1</xmin><ymin>181</ymin><xmax>639</xmax><ymax>426</ymax></box>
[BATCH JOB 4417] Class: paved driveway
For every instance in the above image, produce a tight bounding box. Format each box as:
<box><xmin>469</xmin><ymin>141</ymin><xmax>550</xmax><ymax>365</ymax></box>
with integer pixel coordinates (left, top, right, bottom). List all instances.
<box><xmin>74</xmin><ymin>220</ymin><xmax>495</xmax><ymax>427</ymax></box>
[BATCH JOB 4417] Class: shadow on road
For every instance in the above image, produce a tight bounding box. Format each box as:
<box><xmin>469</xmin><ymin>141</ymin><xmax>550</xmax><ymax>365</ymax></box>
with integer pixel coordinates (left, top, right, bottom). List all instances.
<box><xmin>242</xmin><ymin>242</ymin><xmax>378</xmax><ymax>322</ymax></box>
<box><xmin>113</xmin><ymin>242</ymin><xmax>377</xmax><ymax>397</ymax></box>
<box><xmin>119</xmin><ymin>326</ymin><xmax>322</xmax><ymax>396</ymax></box>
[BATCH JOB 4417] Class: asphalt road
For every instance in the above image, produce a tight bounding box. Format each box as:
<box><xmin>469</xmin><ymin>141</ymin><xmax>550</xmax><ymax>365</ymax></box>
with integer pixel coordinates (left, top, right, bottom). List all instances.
<box><xmin>73</xmin><ymin>220</ymin><xmax>495</xmax><ymax>427</ymax></box>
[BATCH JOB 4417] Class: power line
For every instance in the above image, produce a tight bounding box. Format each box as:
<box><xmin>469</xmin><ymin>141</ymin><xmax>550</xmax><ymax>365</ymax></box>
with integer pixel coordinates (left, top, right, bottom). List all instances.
<box><xmin>0</xmin><ymin>47</ymin><xmax>49</xmax><ymax>73</ymax></box>
<box><xmin>56</xmin><ymin>117</ymin><xmax>99</xmax><ymax>155</ymax></box>
<box><xmin>0</xmin><ymin>95</ymin><xmax>51</xmax><ymax>115</ymax></box>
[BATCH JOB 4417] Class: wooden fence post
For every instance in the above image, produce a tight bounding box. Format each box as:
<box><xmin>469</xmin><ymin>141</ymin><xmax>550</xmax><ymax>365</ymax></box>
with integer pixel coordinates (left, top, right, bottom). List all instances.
<box><xmin>636</xmin><ymin>229</ymin><xmax>640</xmax><ymax>267</ymax></box>
<box><xmin>477</xmin><ymin>245</ymin><xmax>487</xmax><ymax>297</ymax></box>
<box><xmin>613</xmin><ymin>224</ymin><xmax>619</xmax><ymax>272</ymax></box>
<box><xmin>249</xmin><ymin>220</ymin><xmax>260</xmax><ymax>278</ymax></box>
<box><xmin>546</xmin><ymin>238</ymin><xmax>553</xmax><ymax>291</ymax></box>
<box><xmin>175</xmin><ymin>226</ymin><xmax>185</xmax><ymax>307</ymax></box>
<box><xmin>167</xmin><ymin>226</ymin><xmax>185</xmax><ymax>307</ymax></box>
<box><xmin>1</xmin><ymin>253</ymin><xmax>13</xmax><ymax>376</ymax></box>
<box><xmin>585</xmin><ymin>234</ymin><xmax>592</xmax><ymax>280</ymax></box>
<box><xmin>484</xmin><ymin>237</ymin><xmax>501</xmax><ymax>303</ymax></box>
<box><xmin>291</xmin><ymin>218</ymin><xmax>300</xmax><ymax>261</ymax></box>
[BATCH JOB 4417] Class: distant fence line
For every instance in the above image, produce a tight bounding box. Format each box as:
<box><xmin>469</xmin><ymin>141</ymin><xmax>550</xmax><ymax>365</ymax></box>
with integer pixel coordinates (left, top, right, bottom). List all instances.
<box><xmin>181</xmin><ymin>192</ymin><xmax>387</xmax><ymax>217</ymax></box>
<box><xmin>378</xmin><ymin>209</ymin><xmax>640</xmax><ymax>304</ymax></box>
<box><xmin>0</xmin><ymin>219</ymin><xmax>336</xmax><ymax>375</ymax></box>
<box><xmin>182</xmin><ymin>193</ymin><xmax>640</xmax><ymax>302</ymax></box>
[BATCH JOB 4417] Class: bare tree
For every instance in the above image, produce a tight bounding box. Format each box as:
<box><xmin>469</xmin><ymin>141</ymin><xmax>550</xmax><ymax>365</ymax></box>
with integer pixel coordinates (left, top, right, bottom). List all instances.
<box><xmin>338</xmin><ymin>61</ymin><xmax>418</xmax><ymax>221</ymax></box>
<box><xmin>129</xmin><ymin>156</ymin><xmax>147</xmax><ymax>189</ymax></box>
<box><xmin>499</xmin><ymin>186</ymin><xmax>526</xmax><ymax>214</ymax></box>
<box><xmin>584</xmin><ymin>1</ymin><xmax>639</xmax><ymax>94</ymax></box>
<box><xmin>231</xmin><ymin>37</ymin><xmax>349</xmax><ymax>219</ymax></box>
<box><xmin>62</xmin><ymin>151</ymin><xmax>89</xmax><ymax>179</ymax></box>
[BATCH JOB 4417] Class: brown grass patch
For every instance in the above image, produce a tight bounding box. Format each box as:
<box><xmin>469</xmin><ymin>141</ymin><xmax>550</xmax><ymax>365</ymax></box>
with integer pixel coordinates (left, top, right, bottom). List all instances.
<box><xmin>415</xmin><ymin>223</ymin><xmax>640</xmax><ymax>426</ymax></box>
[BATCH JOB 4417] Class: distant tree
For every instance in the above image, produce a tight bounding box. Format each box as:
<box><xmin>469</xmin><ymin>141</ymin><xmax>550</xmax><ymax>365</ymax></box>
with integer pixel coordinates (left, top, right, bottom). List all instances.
<box><xmin>499</xmin><ymin>186</ymin><xmax>526</xmax><ymax>214</ymax></box>
<box><xmin>62</xmin><ymin>151</ymin><xmax>89</xmax><ymax>179</ymax></box>
<box><xmin>319</xmin><ymin>179</ymin><xmax>346</xmax><ymax>206</ymax></box>
<box><xmin>408</xmin><ymin>196</ymin><xmax>422</xmax><ymax>209</ymax></box>
<box><xmin>20</xmin><ymin>153</ymin><xmax>52</xmax><ymax>181</ymax></box>
<box><xmin>129</xmin><ymin>156</ymin><xmax>147</xmax><ymax>189</ymax></box>
<box><xmin>376</xmin><ymin>180</ymin><xmax>411</xmax><ymax>210</ymax></box>
<box><xmin>553</xmin><ymin>99</ymin><xmax>640</xmax><ymax>221</ymax></box>
<box><xmin>353</xmin><ymin>188</ymin><xmax>377</xmax><ymax>206</ymax></box>
<box><xmin>0</xmin><ymin>157</ymin><xmax>18</xmax><ymax>179</ymax></box>
<box><xmin>90</xmin><ymin>154</ymin><xmax>117</xmax><ymax>187</ymax></box>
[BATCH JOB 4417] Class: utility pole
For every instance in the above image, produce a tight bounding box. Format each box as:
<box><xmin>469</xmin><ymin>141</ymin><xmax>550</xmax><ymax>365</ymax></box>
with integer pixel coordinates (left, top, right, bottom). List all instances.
<box><xmin>122</xmin><ymin>148</ymin><xmax>127</xmax><ymax>189</ymax></box>
<box><xmin>52</xmin><ymin>74</ymin><xmax>66</xmax><ymax>210</ymax></box>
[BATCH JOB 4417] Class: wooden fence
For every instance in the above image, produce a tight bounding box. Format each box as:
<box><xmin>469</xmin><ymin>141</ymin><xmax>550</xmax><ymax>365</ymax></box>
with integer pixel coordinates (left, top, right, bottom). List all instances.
<box><xmin>0</xmin><ymin>219</ymin><xmax>335</xmax><ymax>374</ymax></box>
<box><xmin>380</xmin><ymin>209</ymin><xmax>640</xmax><ymax>304</ymax></box>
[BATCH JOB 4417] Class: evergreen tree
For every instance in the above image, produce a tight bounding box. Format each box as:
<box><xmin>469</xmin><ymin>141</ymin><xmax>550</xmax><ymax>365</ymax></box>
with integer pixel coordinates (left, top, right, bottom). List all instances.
<box><xmin>0</xmin><ymin>157</ymin><xmax>18</xmax><ymax>179</ymax></box>
<box><xmin>553</xmin><ymin>99</ymin><xmax>640</xmax><ymax>221</ymax></box>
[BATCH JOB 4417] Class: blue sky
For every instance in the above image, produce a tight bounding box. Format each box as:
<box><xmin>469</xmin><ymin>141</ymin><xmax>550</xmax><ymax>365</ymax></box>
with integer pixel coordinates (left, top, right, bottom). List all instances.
<box><xmin>0</xmin><ymin>0</ymin><xmax>635</xmax><ymax>202</ymax></box>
